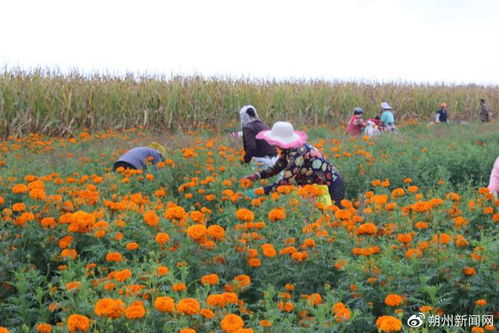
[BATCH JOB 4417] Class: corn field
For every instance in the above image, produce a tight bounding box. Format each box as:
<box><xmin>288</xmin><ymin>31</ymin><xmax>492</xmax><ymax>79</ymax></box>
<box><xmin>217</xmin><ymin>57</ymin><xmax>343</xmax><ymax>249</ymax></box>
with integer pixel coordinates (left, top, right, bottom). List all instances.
<box><xmin>0</xmin><ymin>69</ymin><xmax>497</xmax><ymax>137</ymax></box>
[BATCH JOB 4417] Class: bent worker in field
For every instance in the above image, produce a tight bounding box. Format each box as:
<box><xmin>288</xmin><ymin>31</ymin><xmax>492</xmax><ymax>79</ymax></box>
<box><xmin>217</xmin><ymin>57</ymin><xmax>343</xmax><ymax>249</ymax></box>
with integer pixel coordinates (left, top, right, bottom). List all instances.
<box><xmin>113</xmin><ymin>142</ymin><xmax>166</xmax><ymax>171</ymax></box>
<box><xmin>435</xmin><ymin>103</ymin><xmax>449</xmax><ymax>123</ymax></box>
<box><xmin>346</xmin><ymin>107</ymin><xmax>366</xmax><ymax>136</ymax></box>
<box><xmin>479</xmin><ymin>99</ymin><xmax>491</xmax><ymax>122</ymax></box>
<box><xmin>239</xmin><ymin>105</ymin><xmax>278</xmax><ymax>168</ymax></box>
<box><xmin>380</xmin><ymin>102</ymin><xmax>397</xmax><ymax>132</ymax></box>
<box><xmin>242</xmin><ymin>121</ymin><xmax>345</xmax><ymax>207</ymax></box>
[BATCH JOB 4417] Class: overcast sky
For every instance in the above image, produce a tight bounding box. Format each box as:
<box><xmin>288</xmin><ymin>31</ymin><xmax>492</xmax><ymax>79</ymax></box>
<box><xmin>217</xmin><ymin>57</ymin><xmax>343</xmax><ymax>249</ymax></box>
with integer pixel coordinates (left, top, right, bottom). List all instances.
<box><xmin>1</xmin><ymin>0</ymin><xmax>498</xmax><ymax>84</ymax></box>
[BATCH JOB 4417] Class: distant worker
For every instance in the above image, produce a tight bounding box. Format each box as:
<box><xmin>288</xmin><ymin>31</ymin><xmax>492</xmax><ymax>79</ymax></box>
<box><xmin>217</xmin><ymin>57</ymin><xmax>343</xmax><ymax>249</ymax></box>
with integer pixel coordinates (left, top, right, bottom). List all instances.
<box><xmin>239</xmin><ymin>105</ymin><xmax>278</xmax><ymax>168</ymax></box>
<box><xmin>346</xmin><ymin>107</ymin><xmax>366</xmax><ymax>136</ymax></box>
<box><xmin>380</xmin><ymin>102</ymin><xmax>396</xmax><ymax>132</ymax></box>
<box><xmin>113</xmin><ymin>143</ymin><xmax>166</xmax><ymax>171</ymax></box>
<box><xmin>488</xmin><ymin>157</ymin><xmax>499</xmax><ymax>199</ymax></box>
<box><xmin>479</xmin><ymin>99</ymin><xmax>491</xmax><ymax>122</ymax></box>
<box><xmin>435</xmin><ymin>103</ymin><xmax>449</xmax><ymax>123</ymax></box>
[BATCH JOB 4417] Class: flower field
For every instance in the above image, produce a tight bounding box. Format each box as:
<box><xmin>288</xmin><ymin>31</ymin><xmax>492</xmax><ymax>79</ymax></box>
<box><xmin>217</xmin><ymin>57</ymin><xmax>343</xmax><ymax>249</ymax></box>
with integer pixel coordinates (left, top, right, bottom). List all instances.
<box><xmin>0</xmin><ymin>122</ymin><xmax>498</xmax><ymax>333</ymax></box>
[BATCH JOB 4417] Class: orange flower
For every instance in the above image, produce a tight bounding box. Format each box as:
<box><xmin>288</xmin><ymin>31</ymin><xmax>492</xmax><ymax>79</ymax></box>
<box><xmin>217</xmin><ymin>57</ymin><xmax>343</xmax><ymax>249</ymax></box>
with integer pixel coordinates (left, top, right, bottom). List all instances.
<box><xmin>248</xmin><ymin>258</ymin><xmax>261</xmax><ymax>267</ymax></box>
<box><xmin>376</xmin><ymin>315</ymin><xmax>402</xmax><ymax>332</ymax></box>
<box><xmin>12</xmin><ymin>184</ymin><xmax>29</xmax><ymax>194</ymax></box>
<box><xmin>356</xmin><ymin>223</ymin><xmax>377</xmax><ymax>235</ymax></box>
<box><xmin>463</xmin><ymin>266</ymin><xmax>476</xmax><ymax>276</ymax></box>
<box><xmin>143</xmin><ymin>210</ymin><xmax>160</xmax><ymax>227</ymax></box>
<box><xmin>157</xmin><ymin>266</ymin><xmax>169</xmax><ymax>276</ymax></box>
<box><xmin>179</xmin><ymin>329</ymin><xmax>196</xmax><ymax>333</ymax></box>
<box><xmin>261</xmin><ymin>244</ymin><xmax>277</xmax><ymax>257</ymax></box>
<box><xmin>65</xmin><ymin>281</ymin><xmax>81</xmax><ymax>291</ymax></box>
<box><xmin>306</xmin><ymin>293</ymin><xmax>322</xmax><ymax>306</ymax></box>
<box><xmin>94</xmin><ymin>298</ymin><xmax>125</xmax><ymax>319</ymax></box>
<box><xmin>207</xmin><ymin>225</ymin><xmax>225</xmax><ymax>241</ymax></box>
<box><xmin>221</xmin><ymin>314</ymin><xmax>244</xmax><ymax>333</ymax></box>
<box><xmin>113</xmin><ymin>269</ymin><xmax>132</xmax><ymax>282</ymax></box>
<box><xmin>173</xmin><ymin>283</ymin><xmax>187</xmax><ymax>292</ymax></box>
<box><xmin>397</xmin><ymin>233</ymin><xmax>412</xmax><ymax>244</ymax></box>
<box><xmin>201</xmin><ymin>274</ymin><xmax>219</xmax><ymax>285</ymax></box>
<box><xmin>126</xmin><ymin>242</ymin><xmax>139</xmax><ymax>250</ymax></box>
<box><xmin>260</xmin><ymin>320</ymin><xmax>272</xmax><ymax>327</ymax></box>
<box><xmin>268</xmin><ymin>207</ymin><xmax>286</xmax><ymax>221</ymax></box>
<box><xmin>200</xmin><ymin>308</ymin><xmax>215</xmax><ymax>319</ymax></box>
<box><xmin>36</xmin><ymin>323</ymin><xmax>52</xmax><ymax>333</ymax></box>
<box><xmin>384</xmin><ymin>294</ymin><xmax>403</xmax><ymax>306</ymax></box>
<box><xmin>154</xmin><ymin>296</ymin><xmax>175</xmax><ymax>313</ymax></box>
<box><xmin>176</xmin><ymin>298</ymin><xmax>201</xmax><ymax>315</ymax></box>
<box><xmin>125</xmin><ymin>301</ymin><xmax>146</xmax><ymax>319</ymax></box>
<box><xmin>234</xmin><ymin>275</ymin><xmax>251</xmax><ymax>288</ymax></box>
<box><xmin>235</xmin><ymin>208</ymin><xmax>254</xmax><ymax>222</ymax></box>
<box><xmin>475</xmin><ymin>299</ymin><xmax>487</xmax><ymax>306</ymax></box>
<box><xmin>187</xmin><ymin>224</ymin><xmax>207</xmax><ymax>241</ymax></box>
<box><xmin>58</xmin><ymin>235</ymin><xmax>74</xmax><ymax>249</ymax></box>
<box><xmin>155</xmin><ymin>232</ymin><xmax>170</xmax><ymax>245</ymax></box>
<box><xmin>105</xmin><ymin>252</ymin><xmax>123</xmax><ymax>262</ymax></box>
<box><xmin>277</xmin><ymin>301</ymin><xmax>294</xmax><ymax>312</ymax></box>
<box><xmin>67</xmin><ymin>314</ymin><xmax>90</xmax><ymax>332</ymax></box>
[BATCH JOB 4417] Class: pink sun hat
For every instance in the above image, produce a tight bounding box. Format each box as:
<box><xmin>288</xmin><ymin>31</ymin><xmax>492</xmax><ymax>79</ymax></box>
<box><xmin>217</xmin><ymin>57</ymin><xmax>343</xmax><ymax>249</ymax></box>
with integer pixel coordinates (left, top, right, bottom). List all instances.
<box><xmin>256</xmin><ymin>121</ymin><xmax>307</xmax><ymax>149</ymax></box>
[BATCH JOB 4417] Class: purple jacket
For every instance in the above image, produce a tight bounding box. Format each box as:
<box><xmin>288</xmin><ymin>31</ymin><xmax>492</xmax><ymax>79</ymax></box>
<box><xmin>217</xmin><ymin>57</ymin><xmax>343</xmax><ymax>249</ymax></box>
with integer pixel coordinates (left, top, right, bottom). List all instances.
<box><xmin>117</xmin><ymin>147</ymin><xmax>163</xmax><ymax>170</ymax></box>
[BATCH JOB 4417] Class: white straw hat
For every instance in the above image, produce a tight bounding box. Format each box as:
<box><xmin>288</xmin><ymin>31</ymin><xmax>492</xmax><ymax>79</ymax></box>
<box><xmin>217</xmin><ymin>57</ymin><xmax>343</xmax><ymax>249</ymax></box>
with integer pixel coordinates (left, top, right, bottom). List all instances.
<box><xmin>256</xmin><ymin>121</ymin><xmax>307</xmax><ymax>149</ymax></box>
<box><xmin>381</xmin><ymin>102</ymin><xmax>392</xmax><ymax>110</ymax></box>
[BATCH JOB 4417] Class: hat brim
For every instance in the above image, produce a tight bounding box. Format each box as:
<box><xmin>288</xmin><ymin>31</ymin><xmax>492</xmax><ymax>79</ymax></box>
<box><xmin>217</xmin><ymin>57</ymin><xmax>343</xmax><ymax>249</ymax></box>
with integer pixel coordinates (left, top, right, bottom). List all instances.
<box><xmin>256</xmin><ymin>130</ymin><xmax>307</xmax><ymax>149</ymax></box>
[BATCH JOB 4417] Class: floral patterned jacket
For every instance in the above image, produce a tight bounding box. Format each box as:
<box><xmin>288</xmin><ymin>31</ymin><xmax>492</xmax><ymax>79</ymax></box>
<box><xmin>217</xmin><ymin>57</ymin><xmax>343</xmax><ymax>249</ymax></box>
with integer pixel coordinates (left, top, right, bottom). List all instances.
<box><xmin>258</xmin><ymin>143</ymin><xmax>341</xmax><ymax>194</ymax></box>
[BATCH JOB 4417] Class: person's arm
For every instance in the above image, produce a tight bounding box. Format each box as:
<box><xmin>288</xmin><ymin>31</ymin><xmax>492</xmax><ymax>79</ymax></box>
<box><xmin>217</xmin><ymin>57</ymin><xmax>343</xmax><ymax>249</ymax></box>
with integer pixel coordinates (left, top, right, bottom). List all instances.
<box><xmin>435</xmin><ymin>112</ymin><xmax>440</xmax><ymax>122</ymax></box>
<box><xmin>258</xmin><ymin>154</ymin><xmax>288</xmax><ymax>179</ymax></box>
<box><xmin>262</xmin><ymin>153</ymin><xmax>298</xmax><ymax>194</ymax></box>
<box><xmin>242</xmin><ymin>127</ymin><xmax>257</xmax><ymax>164</ymax></box>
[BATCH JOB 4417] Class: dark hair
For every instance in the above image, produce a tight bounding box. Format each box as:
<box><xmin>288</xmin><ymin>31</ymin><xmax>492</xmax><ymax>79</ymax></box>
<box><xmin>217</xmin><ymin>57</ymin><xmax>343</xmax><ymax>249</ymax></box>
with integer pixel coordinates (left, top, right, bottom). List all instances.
<box><xmin>375</xmin><ymin>116</ymin><xmax>380</xmax><ymax>120</ymax></box>
<box><xmin>480</xmin><ymin>99</ymin><xmax>485</xmax><ymax>103</ymax></box>
<box><xmin>246</xmin><ymin>108</ymin><xmax>256</xmax><ymax>118</ymax></box>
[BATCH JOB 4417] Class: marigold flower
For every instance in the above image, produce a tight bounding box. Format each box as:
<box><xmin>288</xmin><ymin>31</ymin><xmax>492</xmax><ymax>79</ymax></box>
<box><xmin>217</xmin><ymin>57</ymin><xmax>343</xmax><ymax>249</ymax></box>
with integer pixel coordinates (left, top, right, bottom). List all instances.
<box><xmin>173</xmin><ymin>283</ymin><xmax>187</xmax><ymax>291</ymax></box>
<box><xmin>221</xmin><ymin>314</ymin><xmax>244</xmax><ymax>333</ymax></box>
<box><xmin>268</xmin><ymin>207</ymin><xmax>286</xmax><ymax>221</ymax></box>
<box><xmin>155</xmin><ymin>232</ymin><xmax>170</xmax><ymax>244</ymax></box>
<box><xmin>187</xmin><ymin>224</ymin><xmax>207</xmax><ymax>241</ymax></box>
<box><xmin>201</xmin><ymin>274</ymin><xmax>219</xmax><ymax>285</ymax></box>
<box><xmin>261</xmin><ymin>244</ymin><xmax>276</xmax><ymax>257</ymax></box>
<box><xmin>12</xmin><ymin>184</ymin><xmax>29</xmax><ymax>194</ymax></box>
<box><xmin>179</xmin><ymin>329</ymin><xmax>196</xmax><ymax>333</ymax></box>
<box><xmin>475</xmin><ymin>299</ymin><xmax>487</xmax><ymax>306</ymax></box>
<box><xmin>376</xmin><ymin>315</ymin><xmax>402</xmax><ymax>332</ymax></box>
<box><xmin>259</xmin><ymin>320</ymin><xmax>272</xmax><ymax>327</ymax></box>
<box><xmin>277</xmin><ymin>301</ymin><xmax>294</xmax><ymax>312</ymax></box>
<box><xmin>143</xmin><ymin>210</ymin><xmax>159</xmax><ymax>226</ymax></box>
<box><xmin>105</xmin><ymin>252</ymin><xmax>123</xmax><ymax>262</ymax></box>
<box><xmin>356</xmin><ymin>223</ymin><xmax>377</xmax><ymax>235</ymax></box>
<box><xmin>65</xmin><ymin>281</ymin><xmax>80</xmax><ymax>291</ymax></box>
<box><xmin>235</xmin><ymin>208</ymin><xmax>254</xmax><ymax>222</ymax></box>
<box><xmin>154</xmin><ymin>296</ymin><xmax>175</xmax><ymax>313</ymax></box>
<box><xmin>200</xmin><ymin>308</ymin><xmax>215</xmax><ymax>318</ymax></box>
<box><xmin>94</xmin><ymin>298</ymin><xmax>125</xmax><ymax>319</ymax></box>
<box><xmin>125</xmin><ymin>301</ymin><xmax>146</xmax><ymax>319</ymax></box>
<box><xmin>207</xmin><ymin>225</ymin><xmax>225</xmax><ymax>240</ymax></box>
<box><xmin>384</xmin><ymin>294</ymin><xmax>403</xmax><ymax>306</ymax></box>
<box><xmin>248</xmin><ymin>258</ymin><xmax>261</xmax><ymax>267</ymax></box>
<box><xmin>176</xmin><ymin>298</ymin><xmax>201</xmax><ymax>315</ymax></box>
<box><xmin>126</xmin><ymin>242</ymin><xmax>139</xmax><ymax>250</ymax></box>
<box><xmin>463</xmin><ymin>266</ymin><xmax>476</xmax><ymax>276</ymax></box>
<box><xmin>67</xmin><ymin>314</ymin><xmax>90</xmax><ymax>332</ymax></box>
<box><xmin>36</xmin><ymin>323</ymin><xmax>52</xmax><ymax>333</ymax></box>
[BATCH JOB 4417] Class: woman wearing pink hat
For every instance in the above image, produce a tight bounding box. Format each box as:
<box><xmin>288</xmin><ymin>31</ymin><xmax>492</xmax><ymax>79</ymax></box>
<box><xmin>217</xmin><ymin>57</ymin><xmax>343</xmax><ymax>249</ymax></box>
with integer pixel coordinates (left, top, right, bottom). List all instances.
<box><xmin>243</xmin><ymin>121</ymin><xmax>345</xmax><ymax>207</ymax></box>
